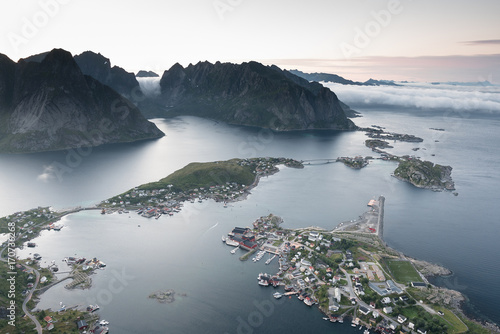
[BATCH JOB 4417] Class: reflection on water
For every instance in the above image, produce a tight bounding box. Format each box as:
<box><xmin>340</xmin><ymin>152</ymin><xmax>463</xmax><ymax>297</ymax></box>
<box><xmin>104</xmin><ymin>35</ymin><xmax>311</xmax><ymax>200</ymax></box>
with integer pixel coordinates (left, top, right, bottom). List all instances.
<box><xmin>4</xmin><ymin>113</ymin><xmax>500</xmax><ymax>328</ymax></box>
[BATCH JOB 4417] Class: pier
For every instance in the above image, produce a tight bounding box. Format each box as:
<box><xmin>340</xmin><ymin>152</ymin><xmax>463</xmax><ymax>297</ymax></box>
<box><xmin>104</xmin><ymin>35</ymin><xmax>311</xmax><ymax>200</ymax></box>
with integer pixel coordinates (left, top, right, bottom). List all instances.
<box><xmin>377</xmin><ymin>195</ymin><xmax>385</xmax><ymax>241</ymax></box>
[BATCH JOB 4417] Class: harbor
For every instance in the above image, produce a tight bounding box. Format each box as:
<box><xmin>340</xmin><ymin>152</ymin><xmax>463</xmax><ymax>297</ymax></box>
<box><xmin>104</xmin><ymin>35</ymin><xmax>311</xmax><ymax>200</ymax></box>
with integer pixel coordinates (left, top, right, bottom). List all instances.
<box><xmin>220</xmin><ymin>197</ymin><xmax>467</xmax><ymax>334</ymax></box>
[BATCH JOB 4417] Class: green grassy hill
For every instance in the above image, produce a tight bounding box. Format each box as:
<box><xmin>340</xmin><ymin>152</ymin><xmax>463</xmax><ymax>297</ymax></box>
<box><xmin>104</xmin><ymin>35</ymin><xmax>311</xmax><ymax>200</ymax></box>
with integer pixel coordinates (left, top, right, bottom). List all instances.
<box><xmin>139</xmin><ymin>159</ymin><xmax>256</xmax><ymax>193</ymax></box>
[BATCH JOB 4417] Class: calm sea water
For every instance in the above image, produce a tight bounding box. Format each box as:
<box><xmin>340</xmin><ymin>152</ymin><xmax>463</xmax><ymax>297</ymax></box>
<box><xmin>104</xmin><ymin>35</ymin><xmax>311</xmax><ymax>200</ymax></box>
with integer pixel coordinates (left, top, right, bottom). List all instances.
<box><xmin>3</xmin><ymin>110</ymin><xmax>500</xmax><ymax>331</ymax></box>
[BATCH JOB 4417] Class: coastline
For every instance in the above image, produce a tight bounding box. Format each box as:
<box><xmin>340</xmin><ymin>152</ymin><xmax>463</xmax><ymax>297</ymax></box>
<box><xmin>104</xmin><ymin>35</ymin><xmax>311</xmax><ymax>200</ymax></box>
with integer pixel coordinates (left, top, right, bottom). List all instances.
<box><xmin>1</xmin><ymin>160</ymin><xmax>498</xmax><ymax>332</ymax></box>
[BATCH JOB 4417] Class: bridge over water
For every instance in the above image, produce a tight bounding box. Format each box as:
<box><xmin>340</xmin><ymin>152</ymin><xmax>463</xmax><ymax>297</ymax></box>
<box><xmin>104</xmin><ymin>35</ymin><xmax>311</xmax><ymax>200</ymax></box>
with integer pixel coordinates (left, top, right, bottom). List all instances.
<box><xmin>301</xmin><ymin>158</ymin><xmax>338</xmax><ymax>165</ymax></box>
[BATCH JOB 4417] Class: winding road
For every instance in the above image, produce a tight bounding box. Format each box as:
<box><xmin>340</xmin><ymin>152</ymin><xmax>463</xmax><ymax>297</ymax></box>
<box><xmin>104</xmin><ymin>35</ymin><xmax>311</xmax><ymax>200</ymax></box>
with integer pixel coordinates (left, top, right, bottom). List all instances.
<box><xmin>1</xmin><ymin>228</ymin><xmax>45</xmax><ymax>333</ymax></box>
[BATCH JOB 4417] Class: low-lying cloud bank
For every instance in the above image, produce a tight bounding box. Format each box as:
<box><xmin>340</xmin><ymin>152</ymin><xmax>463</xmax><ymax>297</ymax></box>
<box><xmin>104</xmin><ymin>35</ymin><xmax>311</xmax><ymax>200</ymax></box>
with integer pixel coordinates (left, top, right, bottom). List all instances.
<box><xmin>324</xmin><ymin>82</ymin><xmax>500</xmax><ymax>116</ymax></box>
<box><xmin>137</xmin><ymin>77</ymin><xmax>161</xmax><ymax>97</ymax></box>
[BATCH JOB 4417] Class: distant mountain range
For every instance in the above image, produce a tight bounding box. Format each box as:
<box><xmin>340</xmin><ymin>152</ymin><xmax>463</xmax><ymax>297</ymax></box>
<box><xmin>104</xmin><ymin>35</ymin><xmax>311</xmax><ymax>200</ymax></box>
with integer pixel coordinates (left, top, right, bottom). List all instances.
<box><xmin>0</xmin><ymin>49</ymin><xmax>164</xmax><ymax>153</ymax></box>
<box><xmin>431</xmin><ymin>81</ymin><xmax>494</xmax><ymax>86</ymax></box>
<box><xmin>289</xmin><ymin>69</ymin><xmax>401</xmax><ymax>86</ymax></box>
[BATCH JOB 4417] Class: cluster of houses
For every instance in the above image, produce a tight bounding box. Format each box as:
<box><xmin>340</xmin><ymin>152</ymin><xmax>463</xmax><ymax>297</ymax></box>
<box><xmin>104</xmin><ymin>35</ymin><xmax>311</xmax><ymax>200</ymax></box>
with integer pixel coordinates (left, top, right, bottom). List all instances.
<box><xmin>229</xmin><ymin>223</ymin><xmax>436</xmax><ymax>334</ymax></box>
<box><xmin>1</xmin><ymin>207</ymin><xmax>55</xmax><ymax>244</ymax></box>
<box><xmin>227</xmin><ymin>227</ymin><xmax>258</xmax><ymax>250</ymax></box>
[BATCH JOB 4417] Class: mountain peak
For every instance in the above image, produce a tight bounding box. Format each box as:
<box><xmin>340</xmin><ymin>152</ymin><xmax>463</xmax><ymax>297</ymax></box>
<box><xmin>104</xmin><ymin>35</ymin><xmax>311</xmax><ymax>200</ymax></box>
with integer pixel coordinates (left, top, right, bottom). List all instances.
<box><xmin>0</xmin><ymin>48</ymin><xmax>164</xmax><ymax>153</ymax></box>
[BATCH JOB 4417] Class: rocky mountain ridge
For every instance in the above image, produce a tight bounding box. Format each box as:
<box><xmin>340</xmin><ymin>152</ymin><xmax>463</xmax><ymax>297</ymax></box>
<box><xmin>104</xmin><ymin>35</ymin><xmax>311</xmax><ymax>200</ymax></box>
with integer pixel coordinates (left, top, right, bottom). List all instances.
<box><xmin>0</xmin><ymin>49</ymin><xmax>164</xmax><ymax>153</ymax></box>
<box><xmin>152</xmin><ymin>61</ymin><xmax>356</xmax><ymax>130</ymax></box>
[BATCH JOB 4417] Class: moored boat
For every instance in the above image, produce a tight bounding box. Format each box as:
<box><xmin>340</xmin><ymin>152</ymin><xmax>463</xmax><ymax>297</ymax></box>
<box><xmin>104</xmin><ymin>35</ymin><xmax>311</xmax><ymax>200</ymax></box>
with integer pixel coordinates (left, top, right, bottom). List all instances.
<box><xmin>87</xmin><ymin>304</ymin><xmax>100</xmax><ymax>312</ymax></box>
<box><xmin>258</xmin><ymin>279</ymin><xmax>269</xmax><ymax>286</ymax></box>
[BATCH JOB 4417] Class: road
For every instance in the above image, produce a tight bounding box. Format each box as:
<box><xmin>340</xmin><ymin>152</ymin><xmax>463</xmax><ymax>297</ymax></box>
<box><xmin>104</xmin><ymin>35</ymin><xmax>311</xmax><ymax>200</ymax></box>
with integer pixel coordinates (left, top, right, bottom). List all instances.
<box><xmin>1</xmin><ymin>221</ymin><xmax>46</xmax><ymax>334</ymax></box>
<box><xmin>340</xmin><ymin>267</ymin><xmax>399</xmax><ymax>329</ymax></box>
<box><xmin>22</xmin><ymin>264</ymin><xmax>43</xmax><ymax>333</ymax></box>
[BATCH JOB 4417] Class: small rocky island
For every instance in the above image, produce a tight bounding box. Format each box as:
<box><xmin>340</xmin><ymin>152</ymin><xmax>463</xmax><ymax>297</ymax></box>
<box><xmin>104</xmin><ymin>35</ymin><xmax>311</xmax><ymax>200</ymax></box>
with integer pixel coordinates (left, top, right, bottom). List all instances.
<box><xmin>393</xmin><ymin>158</ymin><xmax>455</xmax><ymax>191</ymax></box>
<box><xmin>149</xmin><ymin>289</ymin><xmax>180</xmax><ymax>303</ymax></box>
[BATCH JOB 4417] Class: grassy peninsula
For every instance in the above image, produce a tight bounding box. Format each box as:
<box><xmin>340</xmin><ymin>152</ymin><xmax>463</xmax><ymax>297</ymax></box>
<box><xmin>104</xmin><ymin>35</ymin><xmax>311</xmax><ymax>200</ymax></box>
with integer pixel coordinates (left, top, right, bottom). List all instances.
<box><xmin>103</xmin><ymin>157</ymin><xmax>304</xmax><ymax>208</ymax></box>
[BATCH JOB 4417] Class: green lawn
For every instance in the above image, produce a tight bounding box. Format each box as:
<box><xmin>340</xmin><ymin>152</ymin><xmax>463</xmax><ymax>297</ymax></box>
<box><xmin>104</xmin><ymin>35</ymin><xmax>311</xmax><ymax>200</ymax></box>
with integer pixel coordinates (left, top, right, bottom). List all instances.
<box><xmin>384</xmin><ymin>259</ymin><xmax>423</xmax><ymax>283</ymax></box>
<box><xmin>273</xmin><ymin>240</ymin><xmax>283</xmax><ymax>247</ymax></box>
<box><xmin>400</xmin><ymin>305</ymin><xmax>424</xmax><ymax>319</ymax></box>
<box><xmin>433</xmin><ymin>306</ymin><xmax>468</xmax><ymax>334</ymax></box>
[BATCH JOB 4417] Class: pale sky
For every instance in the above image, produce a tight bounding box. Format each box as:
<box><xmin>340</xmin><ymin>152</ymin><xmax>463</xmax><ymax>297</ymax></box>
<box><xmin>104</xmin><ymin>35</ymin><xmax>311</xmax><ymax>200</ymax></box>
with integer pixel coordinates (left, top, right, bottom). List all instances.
<box><xmin>1</xmin><ymin>0</ymin><xmax>499</xmax><ymax>82</ymax></box>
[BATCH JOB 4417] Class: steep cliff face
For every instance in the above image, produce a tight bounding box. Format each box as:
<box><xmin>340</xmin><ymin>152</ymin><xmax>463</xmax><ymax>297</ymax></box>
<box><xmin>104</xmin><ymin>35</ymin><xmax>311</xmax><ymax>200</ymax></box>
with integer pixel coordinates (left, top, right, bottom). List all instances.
<box><xmin>74</xmin><ymin>51</ymin><xmax>141</xmax><ymax>98</ymax></box>
<box><xmin>157</xmin><ymin>61</ymin><xmax>356</xmax><ymax>131</ymax></box>
<box><xmin>0</xmin><ymin>49</ymin><xmax>164</xmax><ymax>153</ymax></box>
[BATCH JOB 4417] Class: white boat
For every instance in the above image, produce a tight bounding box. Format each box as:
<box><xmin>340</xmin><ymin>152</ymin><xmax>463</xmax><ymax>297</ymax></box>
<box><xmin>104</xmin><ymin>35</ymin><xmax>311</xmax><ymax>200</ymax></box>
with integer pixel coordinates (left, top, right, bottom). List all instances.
<box><xmin>221</xmin><ymin>235</ymin><xmax>226</xmax><ymax>242</ymax></box>
<box><xmin>100</xmin><ymin>320</ymin><xmax>109</xmax><ymax>326</ymax></box>
<box><xmin>258</xmin><ymin>279</ymin><xmax>269</xmax><ymax>286</ymax></box>
<box><xmin>87</xmin><ymin>304</ymin><xmax>99</xmax><ymax>312</ymax></box>
<box><xmin>230</xmin><ymin>246</ymin><xmax>239</xmax><ymax>254</ymax></box>
<box><xmin>273</xmin><ymin>292</ymin><xmax>282</xmax><ymax>299</ymax></box>
<box><xmin>225</xmin><ymin>238</ymin><xmax>239</xmax><ymax>247</ymax></box>
<box><xmin>364</xmin><ymin>330</ymin><xmax>370</xmax><ymax>334</ymax></box>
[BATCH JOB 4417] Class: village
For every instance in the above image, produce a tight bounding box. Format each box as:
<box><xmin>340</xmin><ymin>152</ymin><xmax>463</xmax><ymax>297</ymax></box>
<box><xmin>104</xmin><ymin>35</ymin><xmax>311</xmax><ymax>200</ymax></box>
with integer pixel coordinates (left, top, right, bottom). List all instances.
<box><xmin>222</xmin><ymin>198</ymin><xmax>464</xmax><ymax>334</ymax></box>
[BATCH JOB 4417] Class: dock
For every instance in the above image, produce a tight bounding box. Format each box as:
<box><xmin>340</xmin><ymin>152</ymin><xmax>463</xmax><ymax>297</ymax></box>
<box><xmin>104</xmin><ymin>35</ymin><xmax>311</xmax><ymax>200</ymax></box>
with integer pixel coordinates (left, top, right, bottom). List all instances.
<box><xmin>377</xmin><ymin>195</ymin><xmax>385</xmax><ymax>242</ymax></box>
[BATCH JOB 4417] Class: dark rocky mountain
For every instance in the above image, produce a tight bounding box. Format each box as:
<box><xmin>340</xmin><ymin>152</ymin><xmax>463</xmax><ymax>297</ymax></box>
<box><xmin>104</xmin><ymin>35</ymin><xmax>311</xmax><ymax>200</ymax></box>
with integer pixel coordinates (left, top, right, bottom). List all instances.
<box><xmin>0</xmin><ymin>49</ymin><xmax>164</xmax><ymax>153</ymax></box>
<box><xmin>152</xmin><ymin>61</ymin><xmax>356</xmax><ymax>131</ymax></box>
<box><xmin>136</xmin><ymin>70</ymin><xmax>159</xmax><ymax>78</ymax></box>
<box><xmin>74</xmin><ymin>51</ymin><xmax>141</xmax><ymax>98</ymax></box>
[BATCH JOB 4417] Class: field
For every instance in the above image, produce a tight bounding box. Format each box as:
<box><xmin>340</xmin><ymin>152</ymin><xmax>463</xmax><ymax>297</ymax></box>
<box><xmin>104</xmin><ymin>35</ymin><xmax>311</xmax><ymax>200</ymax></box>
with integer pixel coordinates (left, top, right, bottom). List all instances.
<box><xmin>384</xmin><ymin>259</ymin><xmax>423</xmax><ymax>283</ymax></box>
<box><xmin>433</xmin><ymin>306</ymin><xmax>469</xmax><ymax>334</ymax></box>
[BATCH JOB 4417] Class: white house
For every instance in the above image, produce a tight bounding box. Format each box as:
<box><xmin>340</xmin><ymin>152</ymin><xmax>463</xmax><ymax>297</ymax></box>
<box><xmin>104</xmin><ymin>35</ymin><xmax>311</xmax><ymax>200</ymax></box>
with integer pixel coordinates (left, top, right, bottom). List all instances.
<box><xmin>383</xmin><ymin>306</ymin><xmax>393</xmax><ymax>314</ymax></box>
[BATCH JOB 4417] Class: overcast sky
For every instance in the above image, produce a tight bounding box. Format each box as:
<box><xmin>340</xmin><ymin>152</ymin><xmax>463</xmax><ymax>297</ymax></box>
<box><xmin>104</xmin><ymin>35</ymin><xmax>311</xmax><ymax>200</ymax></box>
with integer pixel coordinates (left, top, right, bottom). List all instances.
<box><xmin>1</xmin><ymin>0</ymin><xmax>499</xmax><ymax>82</ymax></box>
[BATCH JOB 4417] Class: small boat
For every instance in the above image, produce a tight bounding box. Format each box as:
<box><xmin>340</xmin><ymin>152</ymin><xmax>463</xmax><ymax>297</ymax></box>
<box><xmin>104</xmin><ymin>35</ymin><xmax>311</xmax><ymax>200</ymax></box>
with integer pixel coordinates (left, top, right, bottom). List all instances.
<box><xmin>33</xmin><ymin>253</ymin><xmax>41</xmax><ymax>260</ymax></box>
<box><xmin>27</xmin><ymin>242</ymin><xmax>36</xmax><ymax>247</ymax></box>
<box><xmin>230</xmin><ymin>247</ymin><xmax>239</xmax><ymax>254</ymax></box>
<box><xmin>304</xmin><ymin>297</ymin><xmax>313</xmax><ymax>306</ymax></box>
<box><xmin>258</xmin><ymin>279</ymin><xmax>269</xmax><ymax>286</ymax></box>
<box><xmin>364</xmin><ymin>330</ymin><xmax>370</xmax><ymax>334</ymax></box>
<box><xmin>351</xmin><ymin>323</ymin><xmax>357</xmax><ymax>327</ymax></box>
<box><xmin>87</xmin><ymin>304</ymin><xmax>100</xmax><ymax>312</ymax></box>
<box><xmin>221</xmin><ymin>235</ymin><xmax>226</xmax><ymax>242</ymax></box>
<box><xmin>323</xmin><ymin>317</ymin><xmax>329</xmax><ymax>321</ymax></box>
<box><xmin>273</xmin><ymin>292</ymin><xmax>282</xmax><ymax>299</ymax></box>
<box><xmin>359</xmin><ymin>325</ymin><xmax>363</xmax><ymax>330</ymax></box>
<box><xmin>100</xmin><ymin>320</ymin><xmax>109</xmax><ymax>326</ymax></box>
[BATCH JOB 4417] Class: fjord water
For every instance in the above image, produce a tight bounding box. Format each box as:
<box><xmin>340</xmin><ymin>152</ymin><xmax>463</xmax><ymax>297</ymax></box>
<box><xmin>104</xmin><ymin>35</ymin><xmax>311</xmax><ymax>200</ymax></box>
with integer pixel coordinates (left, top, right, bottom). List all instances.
<box><xmin>3</xmin><ymin>111</ymin><xmax>500</xmax><ymax>331</ymax></box>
